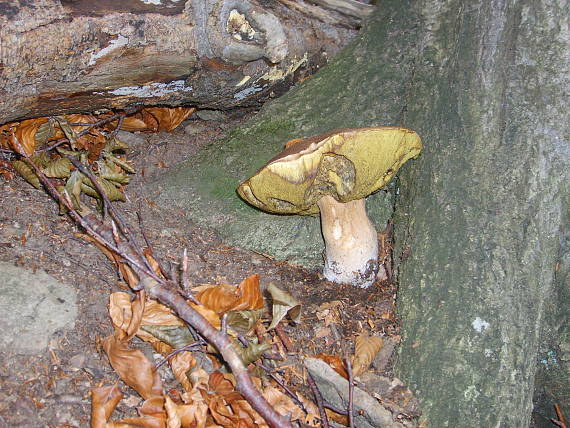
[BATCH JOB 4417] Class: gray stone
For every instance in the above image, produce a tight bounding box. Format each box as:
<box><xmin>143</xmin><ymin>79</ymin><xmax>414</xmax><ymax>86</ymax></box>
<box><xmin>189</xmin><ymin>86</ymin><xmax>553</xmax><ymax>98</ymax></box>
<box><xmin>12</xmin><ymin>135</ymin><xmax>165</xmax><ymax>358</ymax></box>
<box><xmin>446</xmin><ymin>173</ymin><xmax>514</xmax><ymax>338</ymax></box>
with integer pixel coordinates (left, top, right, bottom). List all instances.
<box><xmin>0</xmin><ymin>261</ymin><xmax>78</xmax><ymax>354</ymax></box>
<box><xmin>195</xmin><ymin>110</ymin><xmax>226</xmax><ymax>121</ymax></box>
<box><xmin>183</xmin><ymin>121</ymin><xmax>209</xmax><ymax>136</ymax></box>
<box><xmin>304</xmin><ymin>357</ymin><xmax>403</xmax><ymax>428</ymax></box>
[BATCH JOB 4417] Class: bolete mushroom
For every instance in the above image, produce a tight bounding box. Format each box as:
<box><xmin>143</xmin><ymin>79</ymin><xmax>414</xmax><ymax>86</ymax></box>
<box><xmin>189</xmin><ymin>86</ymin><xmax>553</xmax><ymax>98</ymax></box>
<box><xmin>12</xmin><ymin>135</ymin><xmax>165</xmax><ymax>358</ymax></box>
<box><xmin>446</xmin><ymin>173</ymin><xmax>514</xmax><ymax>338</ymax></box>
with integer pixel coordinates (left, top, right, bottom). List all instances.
<box><xmin>237</xmin><ymin>127</ymin><xmax>422</xmax><ymax>288</ymax></box>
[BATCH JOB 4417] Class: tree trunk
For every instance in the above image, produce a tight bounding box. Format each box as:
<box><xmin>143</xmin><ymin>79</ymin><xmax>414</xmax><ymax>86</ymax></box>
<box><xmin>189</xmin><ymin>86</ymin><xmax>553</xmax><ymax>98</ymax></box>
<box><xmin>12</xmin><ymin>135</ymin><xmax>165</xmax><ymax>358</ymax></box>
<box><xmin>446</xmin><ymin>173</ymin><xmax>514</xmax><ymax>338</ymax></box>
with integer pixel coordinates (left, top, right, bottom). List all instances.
<box><xmin>0</xmin><ymin>0</ymin><xmax>370</xmax><ymax>123</ymax></box>
<box><xmin>154</xmin><ymin>0</ymin><xmax>569</xmax><ymax>426</ymax></box>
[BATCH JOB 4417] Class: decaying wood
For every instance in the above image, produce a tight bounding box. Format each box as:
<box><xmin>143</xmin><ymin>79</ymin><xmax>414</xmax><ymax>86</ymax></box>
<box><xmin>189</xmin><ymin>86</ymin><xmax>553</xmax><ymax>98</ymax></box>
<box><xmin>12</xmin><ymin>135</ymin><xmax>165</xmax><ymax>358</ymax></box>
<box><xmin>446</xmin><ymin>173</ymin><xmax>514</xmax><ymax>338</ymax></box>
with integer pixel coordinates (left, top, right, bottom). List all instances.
<box><xmin>0</xmin><ymin>0</ymin><xmax>371</xmax><ymax>124</ymax></box>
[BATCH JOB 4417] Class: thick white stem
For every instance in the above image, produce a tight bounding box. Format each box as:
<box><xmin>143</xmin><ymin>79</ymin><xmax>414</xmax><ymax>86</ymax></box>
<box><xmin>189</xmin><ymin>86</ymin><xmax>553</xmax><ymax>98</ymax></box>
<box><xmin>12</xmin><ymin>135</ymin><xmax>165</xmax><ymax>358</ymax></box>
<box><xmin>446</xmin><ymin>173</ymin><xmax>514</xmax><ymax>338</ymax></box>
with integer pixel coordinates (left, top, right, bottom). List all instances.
<box><xmin>317</xmin><ymin>195</ymin><xmax>379</xmax><ymax>288</ymax></box>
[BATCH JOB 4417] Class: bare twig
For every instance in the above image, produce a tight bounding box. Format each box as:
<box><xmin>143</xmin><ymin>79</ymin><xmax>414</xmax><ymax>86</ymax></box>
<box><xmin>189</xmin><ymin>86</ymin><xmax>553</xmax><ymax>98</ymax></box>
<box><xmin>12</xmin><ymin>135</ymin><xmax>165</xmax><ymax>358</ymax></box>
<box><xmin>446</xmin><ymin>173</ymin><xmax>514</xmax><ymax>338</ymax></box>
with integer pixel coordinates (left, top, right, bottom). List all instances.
<box><xmin>150</xmin><ymin>284</ymin><xmax>291</xmax><ymax>428</ymax></box>
<box><xmin>15</xmin><ymin>138</ymin><xmax>291</xmax><ymax>428</ymax></box>
<box><xmin>155</xmin><ymin>340</ymin><xmax>206</xmax><ymax>368</ymax></box>
<box><xmin>256</xmin><ymin>362</ymin><xmax>306</xmax><ymax>410</ymax></box>
<box><xmin>65</xmin><ymin>155</ymin><xmax>158</xmax><ymax>279</ymax></box>
<box><xmin>345</xmin><ymin>356</ymin><xmax>355</xmax><ymax>428</ymax></box>
<box><xmin>552</xmin><ymin>403</ymin><xmax>568</xmax><ymax>428</ymax></box>
<box><xmin>275</xmin><ymin>322</ymin><xmax>296</xmax><ymax>353</ymax></box>
<box><xmin>306</xmin><ymin>371</ymin><xmax>330</xmax><ymax>428</ymax></box>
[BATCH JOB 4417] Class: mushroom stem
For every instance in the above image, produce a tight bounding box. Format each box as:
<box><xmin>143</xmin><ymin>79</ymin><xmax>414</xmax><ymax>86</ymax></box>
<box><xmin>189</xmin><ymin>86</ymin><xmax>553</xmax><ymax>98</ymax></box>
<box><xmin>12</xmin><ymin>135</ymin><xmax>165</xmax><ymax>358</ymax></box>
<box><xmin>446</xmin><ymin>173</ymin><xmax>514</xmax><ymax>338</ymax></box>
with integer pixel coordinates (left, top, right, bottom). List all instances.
<box><xmin>317</xmin><ymin>195</ymin><xmax>379</xmax><ymax>288</ymax></box>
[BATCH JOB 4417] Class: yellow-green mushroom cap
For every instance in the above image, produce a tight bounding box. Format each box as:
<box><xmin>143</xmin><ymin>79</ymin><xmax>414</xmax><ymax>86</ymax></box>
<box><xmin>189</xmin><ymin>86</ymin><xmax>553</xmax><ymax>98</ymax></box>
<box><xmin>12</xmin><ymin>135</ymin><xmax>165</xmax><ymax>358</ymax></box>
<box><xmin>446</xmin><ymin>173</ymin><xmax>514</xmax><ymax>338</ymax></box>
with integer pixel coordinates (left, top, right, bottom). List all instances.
<box><xmin>237</xmin><ymin>127</ymin><xmax>422</xmax><ymax>215</ymax></box>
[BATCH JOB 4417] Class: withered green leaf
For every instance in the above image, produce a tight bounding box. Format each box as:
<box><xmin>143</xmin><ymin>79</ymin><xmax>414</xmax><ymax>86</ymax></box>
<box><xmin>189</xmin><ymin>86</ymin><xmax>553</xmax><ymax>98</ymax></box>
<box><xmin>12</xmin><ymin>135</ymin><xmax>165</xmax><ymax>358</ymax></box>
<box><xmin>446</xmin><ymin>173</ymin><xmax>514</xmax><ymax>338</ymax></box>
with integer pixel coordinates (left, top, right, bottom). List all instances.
<box><xmin>81</xmin><ymin>178</ymin><xmax>126</xmax><ymax>202</ymax></box>
<box><xmin>43</xmin><ymin>157</ymin><xmax>72</xmax><ymax>178</ymax></box>
<box><xmin>140</xmin><ymin>325</ymin><xmax>195</xmax><ymax>350</ymax></box>
<box><xmin>12</xmin><ymin>160</ymin><xmax>41</xmax><ymax>189</ymax></box>
<box><xmin>237</xmin><ymin>340</ymin><xmax>272</xmax><ymax>366</ymax></box>
<box><xmin>56</xmin><ymin>117</ymin><xmax>77</xmax><ymax>145</ymax></box>
<box><xmin>104</xmin><ymin>136</ymin><xmax>129</xmax><ymax>153</ymax></box>
<box><xmin>65</xmin><ymin>170</ymin><xmax>84</xmax><ymax>210</ymax></box>
<box><xmin>30</xmin><ymin>152</ymin><xmax>51</xmax><ymax>168</ymax></box>
<box><xmin>104</xmin><ymin>153</ymin><xmax>135</xmax><ymax>174</ymax></box>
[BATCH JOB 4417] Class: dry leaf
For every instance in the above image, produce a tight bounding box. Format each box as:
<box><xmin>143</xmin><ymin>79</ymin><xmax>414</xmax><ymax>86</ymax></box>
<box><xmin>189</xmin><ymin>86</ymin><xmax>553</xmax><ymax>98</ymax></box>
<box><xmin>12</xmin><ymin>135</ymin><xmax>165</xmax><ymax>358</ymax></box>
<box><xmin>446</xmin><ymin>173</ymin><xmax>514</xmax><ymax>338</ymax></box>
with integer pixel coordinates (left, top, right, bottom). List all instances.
<box><xmin>232</xmin><ymin>274</ymin><xmax>264</xmax><ymax>311</ymax></box>
<box><xmin>266</xmin><ymin>283</ymin><xmax>301</xmax><ymax>330</ymax></box>
<box><xmin>196</xmin><ymin>283</ymin><xmax>239</xmax><ymax>314</ymax></box>
<box><xmin>102</xmin><ymin>333</ymin><xmax>162</xmax><ymax>400</ymax></box>
<box><xmin>196</xmin><ymin>274</ymin><xmax>263</xmax><ymax>315</ymax></box>
<box><xmin>314</xmin><ymin>354</ymin><xmax>348</xmax><ymax>379</ymax></box>
<box><xmin>352</xmin><ymin>334</ymin><xmax>383</xmax><ymax>377</ymax></box>
<box><xmin>169</xmin><ymin>352</ymin><xmax>197</xmax><ymax>393</ymax></box>
<box><xmin>91</xmin><ymin>384</ymin><xmax>124</xmax><ymax>428</ymax></box>
<box><xmin>145</xmin><ymin>107</ymin><xmax>196</xmax><ymax>132</ymax></box>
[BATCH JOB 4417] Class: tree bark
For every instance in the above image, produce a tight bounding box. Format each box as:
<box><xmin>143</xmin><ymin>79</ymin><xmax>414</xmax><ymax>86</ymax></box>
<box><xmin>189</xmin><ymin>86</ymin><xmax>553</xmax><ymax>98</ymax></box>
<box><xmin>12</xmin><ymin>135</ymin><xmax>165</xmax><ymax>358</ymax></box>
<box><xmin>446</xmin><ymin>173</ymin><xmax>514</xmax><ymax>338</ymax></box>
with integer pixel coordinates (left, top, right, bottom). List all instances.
<box><xmin>0</xmin><ymin>0</ymin><xmax>368</xmax><ymax>124</ymax></box>
<box><xmin>154</xmin><ymin>0</ymin><xmax>568</xmax><ymax>426</ymax></box>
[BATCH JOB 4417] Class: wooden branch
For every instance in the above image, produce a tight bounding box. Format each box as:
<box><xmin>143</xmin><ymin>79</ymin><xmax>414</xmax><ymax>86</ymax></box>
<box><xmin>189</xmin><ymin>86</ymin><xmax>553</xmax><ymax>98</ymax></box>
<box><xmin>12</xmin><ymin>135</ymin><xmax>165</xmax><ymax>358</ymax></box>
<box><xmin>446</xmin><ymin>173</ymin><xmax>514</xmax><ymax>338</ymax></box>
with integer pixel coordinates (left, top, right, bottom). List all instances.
<box><xmin>14</xmin><ymin>145</ymin><xmax>292</xmax><ymax>428</ymax></box>
<box><xmin>0</xmin><ymin>0</ymin><xmax>363</xmax><ymax>123</ymax></box>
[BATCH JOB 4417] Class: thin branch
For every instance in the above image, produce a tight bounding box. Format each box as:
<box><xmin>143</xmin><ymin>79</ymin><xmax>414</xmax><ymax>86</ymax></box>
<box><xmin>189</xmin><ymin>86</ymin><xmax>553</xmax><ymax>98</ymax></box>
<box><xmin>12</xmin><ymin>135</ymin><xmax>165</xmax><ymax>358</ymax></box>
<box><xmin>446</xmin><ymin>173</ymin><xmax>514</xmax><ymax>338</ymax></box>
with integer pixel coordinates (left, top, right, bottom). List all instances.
<box><xmin>65</xmin><ymin>154</ymin><xmax>158</xmax><ymax>279</ymax></box>
<box><xmin>13</xmin><ymin>134</ymin><xmax>292</xmax><ymax>428</ymax></box>
<box><xmin>156</xmin><ymin>341</ymin><xmax>206</xmax><ymax>368</ymax></box>
<box><xmin>150</xmin><ymin>284</ymin><xmax>292</xmax><ymax>428</ymax></box>
<box><xmin>306</xmin><ymin>372</ymin><xmax>329</xmax><ymax>428</ymax></box>
<box><xmin>345</xmin><ymin>357</ymin><xmax>355</xmax><ymax>428</ymax></box>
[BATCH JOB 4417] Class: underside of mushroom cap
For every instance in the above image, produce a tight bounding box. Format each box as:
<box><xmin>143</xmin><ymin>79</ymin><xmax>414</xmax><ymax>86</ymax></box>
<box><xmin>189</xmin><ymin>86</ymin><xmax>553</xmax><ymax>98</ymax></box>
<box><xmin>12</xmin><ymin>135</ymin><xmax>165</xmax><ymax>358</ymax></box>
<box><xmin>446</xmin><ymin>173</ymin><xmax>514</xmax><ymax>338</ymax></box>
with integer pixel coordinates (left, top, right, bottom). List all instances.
<box><xmin>237</xmin><ymin>127</ymin><xmax>422</xmax><ymax>215</ymax></box>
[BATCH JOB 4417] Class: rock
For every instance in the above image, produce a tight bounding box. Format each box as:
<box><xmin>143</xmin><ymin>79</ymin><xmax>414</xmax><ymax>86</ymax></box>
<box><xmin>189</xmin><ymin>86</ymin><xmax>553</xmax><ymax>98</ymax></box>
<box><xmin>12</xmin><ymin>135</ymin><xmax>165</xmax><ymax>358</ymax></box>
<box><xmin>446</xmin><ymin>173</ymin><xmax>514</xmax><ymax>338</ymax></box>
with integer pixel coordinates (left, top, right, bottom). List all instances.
<box><xmin>0</xmin><ymin>261</ymin><xmax>78</xmax><ymax>355</ymax></box>
<box><xmin>184</xmin><ymin>121</ymin><xmax>209</xmax><ymax>136</ymax></box>
<box><xmin>304</xmin><ymin>357</ymin><xmax>404</xmax><ymax>428</ymax></box>
<box><xmin>195</xmin><ymin>110</ymin><xmax>226</xmax><ymax>121</ymax></box>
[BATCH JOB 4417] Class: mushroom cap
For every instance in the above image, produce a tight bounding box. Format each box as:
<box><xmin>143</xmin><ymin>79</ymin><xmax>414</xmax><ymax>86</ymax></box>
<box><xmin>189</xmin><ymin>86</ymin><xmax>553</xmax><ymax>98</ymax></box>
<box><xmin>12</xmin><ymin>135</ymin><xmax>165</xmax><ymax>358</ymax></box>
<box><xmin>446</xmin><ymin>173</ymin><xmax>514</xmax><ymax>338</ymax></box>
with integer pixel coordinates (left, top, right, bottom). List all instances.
<box><xmin>237</xmin><ymin>127</ymin><xmax>422</xmax><ymax>215</ymax></box>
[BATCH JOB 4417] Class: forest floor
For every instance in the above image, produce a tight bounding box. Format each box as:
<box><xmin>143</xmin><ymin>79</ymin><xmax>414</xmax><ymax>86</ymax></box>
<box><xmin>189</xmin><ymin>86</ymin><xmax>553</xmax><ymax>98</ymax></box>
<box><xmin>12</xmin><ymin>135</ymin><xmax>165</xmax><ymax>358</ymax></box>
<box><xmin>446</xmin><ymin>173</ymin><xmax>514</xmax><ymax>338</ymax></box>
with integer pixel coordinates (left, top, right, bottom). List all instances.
<box><xmin>0</xmin><ymin>108</ymin><xmax>417</xmax><ymax>428</ymax></box>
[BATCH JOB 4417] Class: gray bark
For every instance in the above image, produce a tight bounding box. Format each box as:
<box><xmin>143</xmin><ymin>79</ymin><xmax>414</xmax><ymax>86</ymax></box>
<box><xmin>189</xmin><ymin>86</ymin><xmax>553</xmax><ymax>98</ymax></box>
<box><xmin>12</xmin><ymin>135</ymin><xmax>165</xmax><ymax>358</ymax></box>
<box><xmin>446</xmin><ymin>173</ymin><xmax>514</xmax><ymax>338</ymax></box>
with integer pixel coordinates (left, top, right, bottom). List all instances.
<box><xmin>0</xmin><ymin>0</ymin><xmax>363</xmax><ymax>123</ymax></box>
<box><xmin>154</xmin><ymin>0</ymin><xmax>569</xmax><ymax>426</ymax></box>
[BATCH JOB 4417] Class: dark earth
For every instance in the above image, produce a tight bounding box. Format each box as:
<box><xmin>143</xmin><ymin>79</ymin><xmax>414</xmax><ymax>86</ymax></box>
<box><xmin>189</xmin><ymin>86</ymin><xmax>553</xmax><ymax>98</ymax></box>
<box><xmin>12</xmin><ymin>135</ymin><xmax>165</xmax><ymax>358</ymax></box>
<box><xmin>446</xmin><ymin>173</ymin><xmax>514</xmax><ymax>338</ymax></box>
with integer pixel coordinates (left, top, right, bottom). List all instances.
<box><xmin>0</xmin><ymin>109</ymin><xmax>409</xmax><ymax>428</ymax></box>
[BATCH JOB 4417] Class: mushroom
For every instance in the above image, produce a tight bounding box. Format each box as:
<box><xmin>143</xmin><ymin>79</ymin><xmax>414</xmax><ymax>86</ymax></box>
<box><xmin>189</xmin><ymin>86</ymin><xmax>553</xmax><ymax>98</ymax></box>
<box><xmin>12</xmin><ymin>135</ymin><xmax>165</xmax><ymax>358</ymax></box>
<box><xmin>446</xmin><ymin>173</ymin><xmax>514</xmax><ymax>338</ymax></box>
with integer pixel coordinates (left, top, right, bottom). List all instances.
<box><xmin>237</xmin><ymin>127</ymin><xmax>422</xmax><ymax>288</ymax></box>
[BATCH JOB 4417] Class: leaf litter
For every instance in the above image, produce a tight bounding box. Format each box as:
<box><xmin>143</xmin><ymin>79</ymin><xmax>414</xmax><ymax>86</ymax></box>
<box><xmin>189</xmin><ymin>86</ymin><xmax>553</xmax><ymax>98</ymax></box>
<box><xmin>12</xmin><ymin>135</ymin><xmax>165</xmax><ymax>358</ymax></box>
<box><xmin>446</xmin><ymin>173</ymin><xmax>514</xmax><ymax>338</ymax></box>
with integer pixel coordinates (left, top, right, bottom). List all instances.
<box><xmin>0</xmin><ymin>107</ymin><xmax>419</xmax><ymax>427</ymax></box>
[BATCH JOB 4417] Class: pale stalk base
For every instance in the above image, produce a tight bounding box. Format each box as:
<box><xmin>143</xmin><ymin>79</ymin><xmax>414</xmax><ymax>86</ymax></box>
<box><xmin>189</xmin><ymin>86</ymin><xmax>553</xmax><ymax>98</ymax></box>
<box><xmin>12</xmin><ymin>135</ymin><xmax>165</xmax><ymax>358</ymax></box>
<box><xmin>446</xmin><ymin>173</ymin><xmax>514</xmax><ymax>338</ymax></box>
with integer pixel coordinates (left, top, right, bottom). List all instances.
<box><xmin>317</xmin><ymin>195</ymin><xmax>379</xmax><ymax>288</ymax></box>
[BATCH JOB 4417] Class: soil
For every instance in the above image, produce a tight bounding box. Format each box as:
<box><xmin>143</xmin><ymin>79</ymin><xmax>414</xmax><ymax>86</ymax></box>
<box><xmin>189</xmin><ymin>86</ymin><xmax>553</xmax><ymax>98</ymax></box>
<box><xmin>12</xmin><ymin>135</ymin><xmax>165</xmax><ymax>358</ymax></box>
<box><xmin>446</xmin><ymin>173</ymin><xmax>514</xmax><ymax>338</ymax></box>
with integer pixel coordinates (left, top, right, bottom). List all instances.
<box><xmin>0</xmin><ymin>109</ymin><xmax>409</xmax><ymax>428</ymax></box>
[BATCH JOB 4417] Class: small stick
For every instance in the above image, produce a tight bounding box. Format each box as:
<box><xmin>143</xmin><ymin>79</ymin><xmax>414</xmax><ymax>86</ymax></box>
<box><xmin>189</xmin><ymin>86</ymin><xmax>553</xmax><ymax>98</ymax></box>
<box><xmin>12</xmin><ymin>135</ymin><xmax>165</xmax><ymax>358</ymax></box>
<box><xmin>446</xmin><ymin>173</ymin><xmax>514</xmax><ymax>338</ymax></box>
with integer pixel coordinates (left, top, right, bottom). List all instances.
<box><xmin>66</xmin><ymin>155</ymin><xmax>157</xmax><ymax>279</ymax></box>
<box><xmin>180</xmin><ymin>248</ymin><xmax>192</xmax><ymax>293</ymax></box>
<box><xmin>136</xmin><ymin>211</ymin><xmax>171</xmax><ymax>280</ymax></box>
<box><xmin>275</xmin><ymin>323</ymin><xmax>296</xmax><ymax>353</ymax></box>
<box><xmin>256</xmin><ymin>362</ymin><xmax>306</xmax><ymax>410</ymax></box>
<box><xmin>552</xmin><ymin>404</ymin><xmax>568</xmax><ymax>428</ymax></box>
<box><xmin>306</xmin><ymin>372</ymin><xmax>329</xmax><ymax>428</ymax></box>
<box><xmin>156</xmin><ymin>341</ymin><xmax>206</xmax><ymax>368</ymax></box>
<box><xmin>345</xmin><ymin>357</ymin><xmax>355</xmax><ymax>428</ymax></box>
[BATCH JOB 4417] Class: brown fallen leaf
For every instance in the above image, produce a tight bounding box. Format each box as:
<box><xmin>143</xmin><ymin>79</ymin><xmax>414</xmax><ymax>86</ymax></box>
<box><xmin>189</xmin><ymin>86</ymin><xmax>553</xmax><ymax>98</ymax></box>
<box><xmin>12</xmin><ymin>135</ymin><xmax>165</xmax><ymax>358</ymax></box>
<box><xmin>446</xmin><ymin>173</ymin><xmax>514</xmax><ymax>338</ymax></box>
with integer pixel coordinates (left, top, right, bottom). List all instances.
<box><xmin>352</xmin><ymin>334</ymin><xmax>383</xmax><ymax>377</ymax></box>
<box><xmin>314</xmin><ymin>354</ymin><xmax>348</xmax><ymax>379</ymax></box>
<box><xmin>196</xmin><ymin>274</ymin><xmax>264</xmax><ymax>315</ymax></box>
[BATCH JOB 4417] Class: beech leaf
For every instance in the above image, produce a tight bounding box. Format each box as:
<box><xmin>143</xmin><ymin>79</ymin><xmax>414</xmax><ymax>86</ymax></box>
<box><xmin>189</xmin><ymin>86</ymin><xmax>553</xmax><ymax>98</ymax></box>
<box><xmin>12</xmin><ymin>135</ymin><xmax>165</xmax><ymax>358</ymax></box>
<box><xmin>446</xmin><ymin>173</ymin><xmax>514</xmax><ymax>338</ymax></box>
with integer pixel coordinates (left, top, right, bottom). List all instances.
<box><xmin>225</xmin><ymin>309</ymin><xmax>265</xmax><ymax>335</ymax></box>
<box><xmin>352</xmin><ymin>334</ymin><xmax>383</xmax><ymax>377</ymax></box>
<box><xmin>266</xmin><ymin>282</ymin><xmax>301</xmax><ymax>330</ymax></box>
<box><xmin>140</xmin><ymin>325</ymin><xmax>196</xmax><ymax>350</ymax></box>
<box><xmin>12</xmin><ymin>160</ymin><xmax>41</xmax><ymax>189</ymax></box>
<box><xmin>43</xmin><ymin>157</ymin><xmax>72</xmax><ymax>178</ymax></box>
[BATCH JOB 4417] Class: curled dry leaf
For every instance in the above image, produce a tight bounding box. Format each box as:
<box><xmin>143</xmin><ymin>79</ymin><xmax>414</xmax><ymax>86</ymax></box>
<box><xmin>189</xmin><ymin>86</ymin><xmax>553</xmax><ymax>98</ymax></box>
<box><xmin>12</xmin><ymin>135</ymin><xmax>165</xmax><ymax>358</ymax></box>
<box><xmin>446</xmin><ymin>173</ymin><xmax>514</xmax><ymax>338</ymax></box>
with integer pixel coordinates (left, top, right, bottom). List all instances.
<box><xmin>11</xmin><ymin>160</ymin><xmax>41</xmax><ymax>189</ymax></box>
<box><xmin>91</xmin><ymin>384</ymin><xmax>124</xmax><ymax>428</ymax></box>
<box><xmin>352</xmin><ymin>334</ymin><xmax>384</xmax><ymax>377</ymax></box>
<box><xmin>266</xmin><ymin>283</ymin><xmax>301</xmax><ymax>330</ymax></box>
<box><xmin>146</xmin><ymin>107</ymin><xmax>197</xmax><ymax>132</ymax></box>
<box><xmin>196</xmin><ymin>274</ymin><xmax>264</xmax><ymax>315</ymax></box>
<box><xmin>103</xmin><ymin>331</ymin><xmax>162</xmax><ymax>401</ymax></box>
<box><xmin>196</xmin><ymin>283</ymin><xmax>240</xmax><ymax>314</ymax></box>
<box><xmin>110</xmin><ymin>292</ymin><xmax>185</xmax><ymax>345</ymax></box>
<box><xmin>169</xmin><ymin>352</ymin><xmax>197</xmax><ymax>393</ymax></box>
<box><xmin>164</xmin><ymin>395</ymin><xmax>208</xmax><ymax>428</ymax></box>
<box><xmin>0</xmin><ymin>118</ymin><xmax>49</xmax><ymax>155</ymax></box>
<box><xmin>116</xmin><ymin>107</ymin><xmax>195</xmax><ymax>133</ymax></box>
<box><xmin>314</xmin><ymin>354</ymin><xmax>348</xmax><ymax>379</ymax></box>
